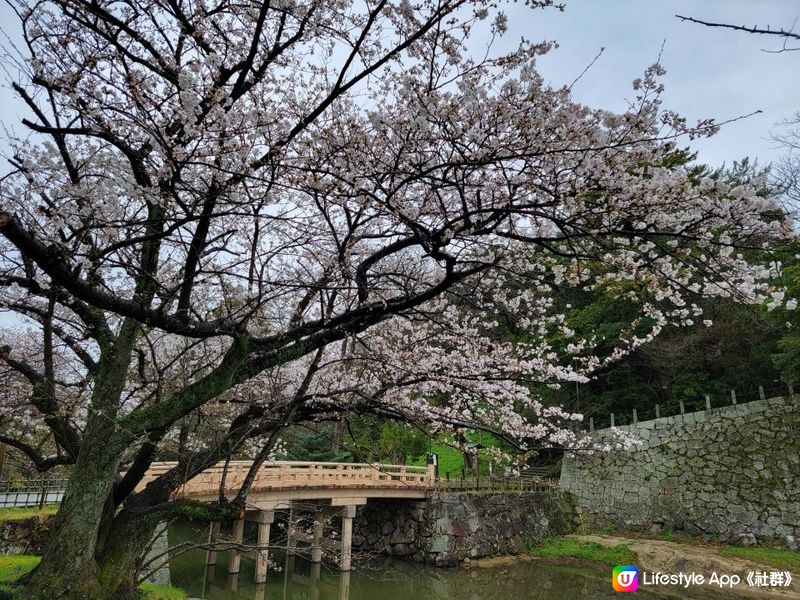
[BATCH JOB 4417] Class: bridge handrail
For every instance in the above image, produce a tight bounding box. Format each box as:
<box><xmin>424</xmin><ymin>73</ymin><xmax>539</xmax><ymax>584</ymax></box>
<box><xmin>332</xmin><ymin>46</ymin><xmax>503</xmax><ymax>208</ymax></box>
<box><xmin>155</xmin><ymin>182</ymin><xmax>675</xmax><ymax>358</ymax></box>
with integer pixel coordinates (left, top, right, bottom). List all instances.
<box><xmin>136</xmin><ymin>460</ymin><xmax>436</xmax><ymax>497</ymax></box>
<box><xmin>144</xmin><ymin>460</ymin><xmax>429</xmax><ymax>473</ymax></box>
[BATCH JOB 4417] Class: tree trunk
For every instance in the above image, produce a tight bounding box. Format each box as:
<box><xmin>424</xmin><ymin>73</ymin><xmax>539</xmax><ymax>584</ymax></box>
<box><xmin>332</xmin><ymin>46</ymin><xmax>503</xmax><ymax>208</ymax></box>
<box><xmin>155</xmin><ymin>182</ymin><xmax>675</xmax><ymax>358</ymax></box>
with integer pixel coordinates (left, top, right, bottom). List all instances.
<box><xmin>96</xmin><ymin>510</ymin><xmax>163</xmax><ymax>599</ymax></box>
<box><xmin>25</xmin><ymin>416</ymin><xmax>130</xmax><ymax>600</ymax></box>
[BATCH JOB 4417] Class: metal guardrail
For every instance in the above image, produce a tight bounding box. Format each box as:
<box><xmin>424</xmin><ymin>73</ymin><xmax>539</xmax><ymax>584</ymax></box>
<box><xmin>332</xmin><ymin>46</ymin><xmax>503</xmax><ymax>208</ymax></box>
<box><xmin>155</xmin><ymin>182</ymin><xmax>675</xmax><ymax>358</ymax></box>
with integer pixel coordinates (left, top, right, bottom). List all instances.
<box><xmin>0</xmin><ymin>478</ymin><xmax>68</xmax><ymax>508</ymax></box>
<box><xmin>434</xmin><ymin>475</ymin><xmax>559</xmax><ymax>493</ymax></box>
<box><xmin>585</xmin><ymin>385</ymin><xmax>795</xmax><ymax>431</ymax></box>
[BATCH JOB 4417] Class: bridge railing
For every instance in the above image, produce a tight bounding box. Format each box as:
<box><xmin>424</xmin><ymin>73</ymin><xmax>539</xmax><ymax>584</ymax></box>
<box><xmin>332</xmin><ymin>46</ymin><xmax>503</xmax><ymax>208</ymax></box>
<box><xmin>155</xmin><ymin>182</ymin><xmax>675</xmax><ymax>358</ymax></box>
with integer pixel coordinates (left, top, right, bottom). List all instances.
<box><xmin>137</xmin><ymin>460</ymin><xmax>436</xmax><ymax>497</ymax></box>
<box><xmin>434</xmin><ymin>474</ymin><xmax>559</xmax><ymax>493</ymax></box>
<box><xmin>584</xmin><ymin>384</ymin><xmax>795</xmax><ymax>431</ymax></box>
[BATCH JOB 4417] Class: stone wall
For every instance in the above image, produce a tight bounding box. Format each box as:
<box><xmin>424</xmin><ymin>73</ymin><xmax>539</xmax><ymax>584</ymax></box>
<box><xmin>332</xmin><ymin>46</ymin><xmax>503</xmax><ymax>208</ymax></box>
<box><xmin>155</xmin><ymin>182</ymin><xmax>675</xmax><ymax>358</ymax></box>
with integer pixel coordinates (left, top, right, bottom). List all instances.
<box><xmin>0</xmin><ymin>515</ymin><xmax>52</xmax><ymax>555</ymax></box>
<box><xmin>561</xmin><ymin>395</ymin><xmax>800</xmax><ymax>547</ymax></box>
<box><xmin>353</xmin><ymin>491</ymin><xmax>572</xmax><ymax>566</ymax></box>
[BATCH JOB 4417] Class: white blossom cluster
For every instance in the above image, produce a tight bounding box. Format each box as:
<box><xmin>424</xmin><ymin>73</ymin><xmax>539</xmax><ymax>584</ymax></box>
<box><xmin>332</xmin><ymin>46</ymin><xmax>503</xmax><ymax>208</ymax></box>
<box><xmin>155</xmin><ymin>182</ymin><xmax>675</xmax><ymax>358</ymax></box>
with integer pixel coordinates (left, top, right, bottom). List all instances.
<box><xmin>0</xmin><ymin>0</ymin><xmax>790</xmax><ymax>466</ymax></box>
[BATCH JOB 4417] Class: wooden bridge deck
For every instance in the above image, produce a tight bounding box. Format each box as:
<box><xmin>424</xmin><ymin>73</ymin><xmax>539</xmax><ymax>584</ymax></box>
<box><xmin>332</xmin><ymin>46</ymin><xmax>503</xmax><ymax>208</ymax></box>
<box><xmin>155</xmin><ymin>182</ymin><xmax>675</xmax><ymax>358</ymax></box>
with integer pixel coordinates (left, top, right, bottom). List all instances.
<box><xmin>138</xmin><ymin>460</ymin><xmax>435</xmax><ymax>506</ymax></box>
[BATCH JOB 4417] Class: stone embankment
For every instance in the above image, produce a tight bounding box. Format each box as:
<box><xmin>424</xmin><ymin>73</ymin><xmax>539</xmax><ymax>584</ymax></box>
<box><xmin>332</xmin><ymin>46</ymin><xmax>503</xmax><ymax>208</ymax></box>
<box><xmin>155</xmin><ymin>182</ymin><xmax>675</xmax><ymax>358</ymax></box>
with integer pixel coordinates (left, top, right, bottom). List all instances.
<box><xmin>353</xmin><ymin>491</ymin><xmax>572</xmax><ymax>566</ymax></box>
<box><xmin>561</xmin><ymin>396</ymin><xmax>799</xmax><ymax>548</ymax></box>
<box><xmin>0</xmin><ymin>515</ymin><xmax>51</xmax><ymax>555</ymax></box>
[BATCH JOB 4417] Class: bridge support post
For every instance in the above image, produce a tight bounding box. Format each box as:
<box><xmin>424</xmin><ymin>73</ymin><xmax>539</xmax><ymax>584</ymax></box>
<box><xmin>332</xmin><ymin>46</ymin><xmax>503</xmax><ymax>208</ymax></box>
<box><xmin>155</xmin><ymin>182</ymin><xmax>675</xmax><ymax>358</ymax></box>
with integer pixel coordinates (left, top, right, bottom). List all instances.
<box><xmin>339</xmin><ymin>570</ymin><xmax>351</xmax><ymax>600</ymax></box>
<box><xmin>310</xmin><ymin>562</ymin><xmax>322</xmax><ymax>600</ymax></box>
<box><xmin>286</xmin><ymin>508</ymin><xmax>297</xmax><ymax>574</ymax></box>
<box><xmin>254</xmin><ymin>509</ymin><xmax>274</xmax><ymax>584</ymax></box>
<box><xmin>340</xmin><ymin>505</ymin><xmax>356</xmax><ymax>571</ymax></box>
<box><xmin>206</xmin><ymin>521</ymin><xmax>220</xmax><ymax>566</ymax></box>
<box><xmin>311</xmin><ymin>508</ymin><xmax>324</xmax><ymax>563</ymax></box>
<box><xmin>227</xmin><ymin>518</ymin><xmax>245</xmax><ymax>574</ymax></box>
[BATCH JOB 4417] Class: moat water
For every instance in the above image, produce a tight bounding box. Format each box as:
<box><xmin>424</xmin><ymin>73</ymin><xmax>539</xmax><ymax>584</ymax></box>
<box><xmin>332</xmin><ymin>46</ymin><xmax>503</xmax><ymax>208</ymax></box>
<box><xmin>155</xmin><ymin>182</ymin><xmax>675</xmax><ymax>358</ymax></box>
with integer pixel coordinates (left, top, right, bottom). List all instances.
<box><xmin>166</xmin><ymin>521</ymin><xmax>756</xmax><ymax>600</ymax></box>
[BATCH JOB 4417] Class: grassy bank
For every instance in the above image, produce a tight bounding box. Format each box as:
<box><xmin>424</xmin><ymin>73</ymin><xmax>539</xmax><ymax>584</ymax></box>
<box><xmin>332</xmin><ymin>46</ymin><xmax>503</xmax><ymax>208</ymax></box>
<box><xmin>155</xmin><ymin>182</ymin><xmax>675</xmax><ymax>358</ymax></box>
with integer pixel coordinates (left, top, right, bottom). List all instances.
<box><xmin>718</xmin><ymin>546</ymin><xmax>800</xmax><ymax>572</ymax></box>
<box><xmin>0</xmin><ymin>507</ymin><xmax>58</xmax><ymax>522</ymax></box>
<box><xmin>0</xmin><ymin>556</ymin><xmax>39</xmax><ymax>582</ymax></box>
<box><xmin>559</xmin><ymin>532</ymin><xmax>800</xmax><ymax>575</ymax></box>
<box><xmin>137</xmin><ymin>583</ymin><xmax>188</xmax><ymax>600</ymax></box>
<box><xmin>528</xmin><ymin>537</ymin><xmax>637</xmax><ymax>568</ymax></box>
<box><xmin>0</xmin><ymin>555</ymin><xmax>186</xmax><ymax>600</ymax></box>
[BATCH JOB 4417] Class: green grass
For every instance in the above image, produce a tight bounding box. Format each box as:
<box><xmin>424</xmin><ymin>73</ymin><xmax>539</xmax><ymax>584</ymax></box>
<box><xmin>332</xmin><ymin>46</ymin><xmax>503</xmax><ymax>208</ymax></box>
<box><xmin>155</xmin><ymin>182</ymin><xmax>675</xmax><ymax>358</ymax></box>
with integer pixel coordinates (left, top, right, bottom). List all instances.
<box><xmin>409</xmin><ymin>434</ymin><xmax>504</xmax><ymax>477</ymax></box>
<box><xmin>0</xmin><ymin>555</ymin><xmax>40</xmax><ymax>582</ymax></box>
<box><xmin>718</xmin><ymin>546</ymin><xmax>800</xmax><ymax>572</ymax></box>
<box><xmin>0</xmin><ymin>506</ymin><xmax>58</xmax><ymax>522</ymax></box>
<box><xmin>0</xmin><ymin>556</ymin><xmax>186</xmax><ymax>600</ymax></box>
<box><xmin>529</xmin><ymin>537</ymin><xmax>637</xmax><ymax>568</ymax></box>
<box><xmin>409</xmin><ymin>443</ymin><xmax>466</xmax><ymax>475</ymax></box>
<box><xmin>138</xmin><ymin>582</ymin><xmax>188</xmax><ymax>600</ymax></box>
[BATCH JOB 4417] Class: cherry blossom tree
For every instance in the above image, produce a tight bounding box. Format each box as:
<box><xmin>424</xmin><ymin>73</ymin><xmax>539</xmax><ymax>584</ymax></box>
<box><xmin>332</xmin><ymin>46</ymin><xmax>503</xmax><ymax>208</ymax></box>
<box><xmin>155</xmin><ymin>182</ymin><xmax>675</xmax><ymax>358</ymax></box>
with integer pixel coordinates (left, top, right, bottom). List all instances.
<box><xmin>0</xmin><ymin>0</ymin><xmax>791</xmax><ymax>598</ymax></box>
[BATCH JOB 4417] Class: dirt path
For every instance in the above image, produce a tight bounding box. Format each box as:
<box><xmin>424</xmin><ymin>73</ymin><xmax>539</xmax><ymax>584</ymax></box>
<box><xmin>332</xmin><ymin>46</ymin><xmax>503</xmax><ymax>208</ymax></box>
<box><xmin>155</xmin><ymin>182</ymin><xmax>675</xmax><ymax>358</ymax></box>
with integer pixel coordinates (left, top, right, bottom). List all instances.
<box><xmin>572</xmin><ymin>535</ymin><xmax>799</xmax><ymax>599</ymax></box>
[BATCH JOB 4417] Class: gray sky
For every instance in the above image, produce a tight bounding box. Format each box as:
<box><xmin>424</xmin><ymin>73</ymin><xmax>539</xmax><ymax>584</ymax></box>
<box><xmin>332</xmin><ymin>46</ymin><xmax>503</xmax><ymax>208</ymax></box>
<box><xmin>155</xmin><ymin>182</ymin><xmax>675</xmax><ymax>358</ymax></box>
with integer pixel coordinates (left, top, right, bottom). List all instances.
<box><xmin>0</xmin><ymin>1</ymin><xmax>797</xmax><ymax>168</ymax></box>
<box><xmin>0</xmin><ymin>1</ymin><xmax>796</xmax><ymax>330</ymax></box>
<box><xmin>505</xmin><ymin>0</ymin><xmax>799</xmax><ymax>168</ymax></box>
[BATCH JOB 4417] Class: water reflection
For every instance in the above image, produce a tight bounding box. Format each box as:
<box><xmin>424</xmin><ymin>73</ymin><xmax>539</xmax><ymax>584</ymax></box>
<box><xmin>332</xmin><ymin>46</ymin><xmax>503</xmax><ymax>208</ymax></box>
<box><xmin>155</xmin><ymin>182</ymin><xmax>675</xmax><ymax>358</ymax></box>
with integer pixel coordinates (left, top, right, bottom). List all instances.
<box><xmin>192</xmin><ymin>550</ymin><xmax>642</xmax><ymax>600</ymax></box>
<box><xmin>171</xmin><ymin>521</ymin><xmax>748</xmax><ymax>600</ymax></box>
<box><xmin>197</xmin><ymin>550</ymin><xmax>350</xmax><ymax>600</ymax></box>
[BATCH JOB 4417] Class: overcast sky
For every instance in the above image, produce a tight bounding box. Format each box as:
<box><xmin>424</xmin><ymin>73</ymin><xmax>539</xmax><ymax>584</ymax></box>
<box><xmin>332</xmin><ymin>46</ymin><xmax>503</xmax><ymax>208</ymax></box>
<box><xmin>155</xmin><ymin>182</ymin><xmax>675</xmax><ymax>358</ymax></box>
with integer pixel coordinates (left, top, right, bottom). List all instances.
<box><xmin>0</xmin><ymin>1</ymin><xmax>797</xmax><ymax>168</ymax></box>
<box><xmin>0</xmin><ymin>2</ymin><xmax>796</xmax><ymax>330</ymax></box>
<box><xmin>504</xmin><ymin>0</ymin><xmax>799</xmax><ymax>168</ymax></box>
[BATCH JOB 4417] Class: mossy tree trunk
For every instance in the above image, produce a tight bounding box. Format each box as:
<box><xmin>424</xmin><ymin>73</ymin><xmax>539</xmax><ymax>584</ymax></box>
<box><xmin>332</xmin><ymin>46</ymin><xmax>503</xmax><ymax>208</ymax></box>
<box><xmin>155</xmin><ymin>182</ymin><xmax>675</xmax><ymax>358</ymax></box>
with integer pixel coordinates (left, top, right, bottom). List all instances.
<box><xmin>24</xmin><ymin>321</ymin><xmax>149</xmax><ymax>600</ymax></box>
<box><xmin>25</xmin><ymin>421</ymin><xmax>130</xmax><ymax>599</ymax></box>
<box><xmin>22</xmin><ymin>335</ymin><xmax>255</xmax><ymax>599</ymax></box>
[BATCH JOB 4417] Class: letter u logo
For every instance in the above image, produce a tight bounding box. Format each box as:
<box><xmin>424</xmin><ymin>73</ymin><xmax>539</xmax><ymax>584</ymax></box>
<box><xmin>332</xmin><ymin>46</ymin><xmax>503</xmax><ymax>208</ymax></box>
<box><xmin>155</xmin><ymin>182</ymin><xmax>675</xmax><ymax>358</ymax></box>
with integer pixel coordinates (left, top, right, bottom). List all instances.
<box><xmin>618</xmin><ymin>572</ymin><xmax>634</xmax><ymax>586</ymax></box>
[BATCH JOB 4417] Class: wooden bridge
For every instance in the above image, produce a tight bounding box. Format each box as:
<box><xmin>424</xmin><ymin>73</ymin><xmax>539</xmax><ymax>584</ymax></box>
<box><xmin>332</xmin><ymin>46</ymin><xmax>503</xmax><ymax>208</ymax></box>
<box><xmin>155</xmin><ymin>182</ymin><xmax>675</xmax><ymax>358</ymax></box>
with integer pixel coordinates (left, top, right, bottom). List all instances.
<box><xmin>139</xmin><ymin>460</ymin><xmax>435</xmax><ymax>506</ymax></box>
<box><xmin>139</xmin><ymin>460</ymin><xmax>436</xmax><ymax>584</ymax></box>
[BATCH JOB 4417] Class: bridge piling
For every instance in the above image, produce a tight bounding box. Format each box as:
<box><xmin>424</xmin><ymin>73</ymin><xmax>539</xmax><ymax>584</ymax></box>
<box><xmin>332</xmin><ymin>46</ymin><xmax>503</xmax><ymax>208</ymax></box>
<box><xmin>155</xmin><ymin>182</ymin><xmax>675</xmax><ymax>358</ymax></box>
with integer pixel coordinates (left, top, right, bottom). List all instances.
<box><xmin>311</xmin><ymin>508</ymin><xmax>324</xmax><ymax>563</ymax></box>
<box><xmin>339</xmin><ymin>570</ymin><xmax>351</xmax><ymax>600</ymax></box>
<box><xmin>340</xmin><ymin>505</ymin><xmax>356</xmax><ymax>571</ymax></box>
<box><xmin>286</xmin><ymin>508</ymin><xmax>297</xmax><ymax>574</ymax></box>
<box><xmin>310</xmin><ymin>562</ymin><xmax>322</xmax><ymax>600</ymax></box>
<box><xmin>227</xmin><ymin>518</ymin><xmax>245</xmax><ymax>574</ymax></box>
<box><xmin>254</xmin><ymin>509</ymin><xmax>274</xmax><ymax>584</ymax></box>
<box><xmin>206</xmin><ymin>521</ymin><xmax>220</xmax><ymax>566</ymax></box>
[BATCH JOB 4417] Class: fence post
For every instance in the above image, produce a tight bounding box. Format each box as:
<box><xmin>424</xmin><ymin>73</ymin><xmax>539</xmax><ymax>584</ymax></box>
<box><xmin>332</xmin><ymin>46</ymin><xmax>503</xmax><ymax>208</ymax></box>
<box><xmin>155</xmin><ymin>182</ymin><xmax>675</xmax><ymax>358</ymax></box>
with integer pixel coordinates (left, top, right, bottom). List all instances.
<box><xmin>655</xmin><ymin>403</ymin><xmax>660</xmax><ymax>419</ymax></box>
<box><xmin>758</xmin><ymin>385</ymin><xmax>765</xmax><ymax>400</ymax></box>
<box><xmin>730</xmin><ymin>389</ymin><xmax>737</xmax><ymax>405</ymax></box>
<box><xmin>632</xmin><ymin>409</ymin><xmax>638</xmax><ymax>424</ymax></box>
<box><xmin>705</xmin><ymin>395</ymin><xmax>711</xmax><ymax>410</ymax></box>
<box><xmin>679</xmin><ymin>399</ymin><xmax>685</xmax><ymax>415</ymax></box>
<box><xmin>789</xmin><ymin>383</ymin><xmax>795</xmax><ymax>397</ymax></box>
<box><xmin>589</xmin><ymin>417</ymin><xmax>594</xmax><ymax>432</ymax></box>
<box><xmin>609</xmin><ymin>413</ymin><xmax>615</xmax><ymax>428</ymax></box>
